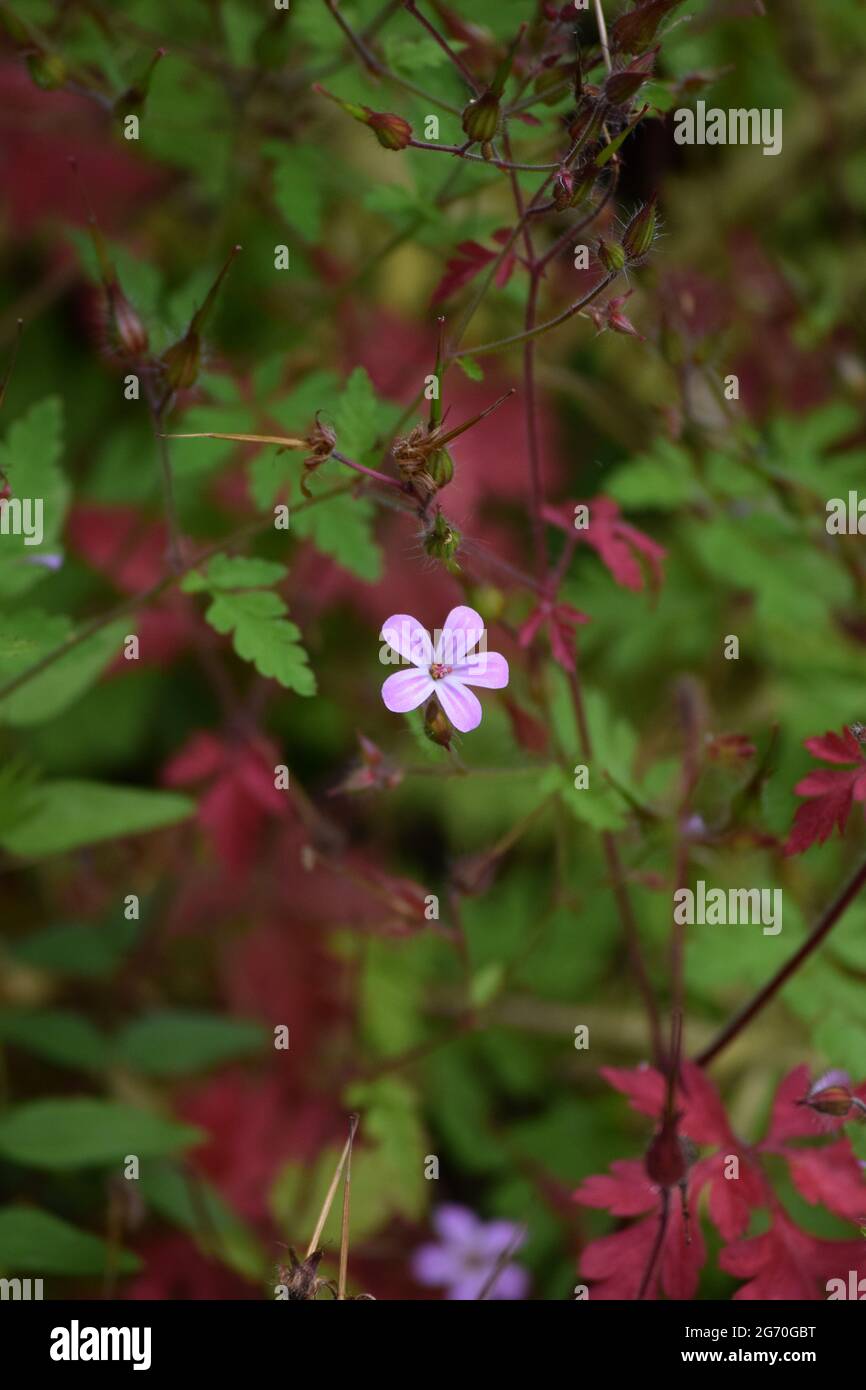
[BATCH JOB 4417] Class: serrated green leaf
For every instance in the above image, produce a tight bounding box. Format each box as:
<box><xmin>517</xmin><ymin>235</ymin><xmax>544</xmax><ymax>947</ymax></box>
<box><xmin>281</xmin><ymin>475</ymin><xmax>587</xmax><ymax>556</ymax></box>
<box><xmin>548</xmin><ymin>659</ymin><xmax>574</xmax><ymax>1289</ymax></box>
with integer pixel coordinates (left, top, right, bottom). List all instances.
<box><xmin>0</xmin><ymin>397</ymin><xmax>68</xmax><ymax>595</ymax></box>
<box><xmin>271</xmin><ymin>1076</ymin><xmax>427</xmax><ymax>1245</ymax></box>
<box><xmin>206</xmin><ymin>590</ymin><xmax>316</xmax><ymax>695</ymax></box>
<box><xmin>182</xmin><ymin>554</ymin><xmax>287</xmax><ymax>593</ymax></box>
<box><xmin>291</xmin><ymin>468</ymin><xmax>382</xmax><ymax>581</ymax></box>
<box><xmin>331</xmin><ymin>366</ymin><xmax>384</xmax><ymax>461</ymax></box>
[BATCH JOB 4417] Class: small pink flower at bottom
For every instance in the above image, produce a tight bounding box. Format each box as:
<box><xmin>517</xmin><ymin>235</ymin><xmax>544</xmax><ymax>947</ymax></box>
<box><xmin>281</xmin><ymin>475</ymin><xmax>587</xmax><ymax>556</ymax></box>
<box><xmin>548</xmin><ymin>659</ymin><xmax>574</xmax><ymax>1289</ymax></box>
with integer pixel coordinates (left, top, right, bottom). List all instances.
<box><xmin>411</xmin><ymin>1204</ymin><xmax>529</xmax><ymax>1300</ymax></box>
<box><xmin>379</xmin><ymin>606</ymin><xmax>509</xmax><ymax>733</ymax></box>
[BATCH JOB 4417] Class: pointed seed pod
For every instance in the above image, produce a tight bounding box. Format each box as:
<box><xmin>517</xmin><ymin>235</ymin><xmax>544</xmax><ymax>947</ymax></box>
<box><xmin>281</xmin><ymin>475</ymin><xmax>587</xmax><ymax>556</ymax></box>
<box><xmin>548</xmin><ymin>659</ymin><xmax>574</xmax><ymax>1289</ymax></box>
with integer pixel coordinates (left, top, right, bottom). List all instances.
<box><xmin>620</xmin><ymin>195</ymin><xmax>659</xmax><ymax>264</ymax></box>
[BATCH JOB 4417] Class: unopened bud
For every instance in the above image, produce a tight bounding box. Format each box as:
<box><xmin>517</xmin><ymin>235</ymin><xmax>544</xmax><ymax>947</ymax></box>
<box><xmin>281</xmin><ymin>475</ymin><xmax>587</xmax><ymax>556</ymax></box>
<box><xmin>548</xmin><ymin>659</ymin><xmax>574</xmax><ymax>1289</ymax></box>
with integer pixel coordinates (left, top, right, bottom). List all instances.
<box><xmin>597</xmin><ymin>238</ymin><xmax>626</xmax><ymax>274</ymax></box>
<box><xmin>424</xmin><ymin>510</ymin><xmax>461</xmax><ymax>570</ymax></box>
<box><xmin>161</xmin><ymin>244</ymin><xmax>241</xmax><ymax>396</ymax></box>
<box><xmin>620</xmin><ymin>196</ymin><xmax>659</xmax><ymax>263</ymax></box>
<box><xmin>424</xmin><ymin>697</ymin><xmax>452</xmax><ymax>750</ymax></box>
<box><xmin>108</xmin><ymin>283</ymin><xmax>149</xmax><ymax>358</ymax></box>
<box><xmin>367</xmin><ymin>110</ymin><xmax>413</xmax><ymax>150</ymax></box>
<box><xmin>313</xmin><ymin>85</ymin><xmax>412</xmax><ymax>150</ymax></box>
<box><xmin>427</xmin><ymin>447</ymin><xmax>454</xmax><ymax>488</ymax></box>
<box><xmin>462</xmin><ymin>90</ymin><xmax>500</xmax><ymax>144</ymax></box>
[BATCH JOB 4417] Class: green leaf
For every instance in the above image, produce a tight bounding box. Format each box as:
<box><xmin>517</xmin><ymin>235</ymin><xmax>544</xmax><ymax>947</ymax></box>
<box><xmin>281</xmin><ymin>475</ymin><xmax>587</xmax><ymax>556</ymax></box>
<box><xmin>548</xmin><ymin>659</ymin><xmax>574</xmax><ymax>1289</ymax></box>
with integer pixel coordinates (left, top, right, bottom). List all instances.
<box><xmin>0</xmin><ymin>616</ymin><xmax>128</xmax><ymax>726</ymax></box>
<box><xmin>456</xmin><ymin>355</ymin><xmax>484</xmax><ymax>382</ymax></box>
<box><xmin>206</xmin><ymin>590</ymin><xmax>316</xmax><ymax>695</ymax></box>
<box><xmin>182</xmin><ymin>554</ymin><xmax>288</xmax><ymax>593</ymax></box>
<box><xmin>116</xmin><ymin>1011</ymin><xmax>265</xmax><ymax>1076</ymax></box>
<box><xmin>0</xmin><ymin>781</ymin><xmax>193</xmax><ymax>858</ymax></box>
<box><xmin>0</xmin><ymin>1206</ymin><xmax>140</xmax><ymax>1276</ymax></box>
<box><xmin>0</xmin><ymin>397</ymin><xmax>68</xmax><ymax>595</ymax></box>
<box><xmin>470</xmin><ymin>961</ymin><xmax>506</xmax><ymax>1008</ymax></box>
<box><xmin>270</xmin><ymin>142</ymin><xmax>326</xmax><ymax>242</ymax></box>
<box><xmin>10</xmin><ymin>919</ymin><xmax>139</xmax><ymax>979</ymax></box>
<box><xmin>139</xmin><ymin>1164</ymin><xmax>266</xmax><ymax>1283</ymax></box>
<box><xmin>0</xmin><ymin>1099</ymin><xmax>201</xmax><ymax>1170</ymax></box>
<box><xmin>0</xmin><ymin>760</ymin><xmax>40</xmax><ymax>836</ymax></box>
<box><xmin>291</xmin><ymin>468</ymin><xmax>383</xmax><ymax>581</ymax></box>
<box><xmin>331</xmin><ymin>367</ymin><xmax>385</xmax><ymax>461</ymax></box>
<box><xmin>271</xmin><ymin>1077</ymin><xmax>427</xmax><ymax>1244</ymax></box>
<box><xmin>607</xmin><ymin>440</ymin><xmax>699</xmax><ymax>510</ymax></box>
<box><xmin>0</xmin><ymin>1009</ymin><xmax>110</xmax><ymax>1072</ymax></box>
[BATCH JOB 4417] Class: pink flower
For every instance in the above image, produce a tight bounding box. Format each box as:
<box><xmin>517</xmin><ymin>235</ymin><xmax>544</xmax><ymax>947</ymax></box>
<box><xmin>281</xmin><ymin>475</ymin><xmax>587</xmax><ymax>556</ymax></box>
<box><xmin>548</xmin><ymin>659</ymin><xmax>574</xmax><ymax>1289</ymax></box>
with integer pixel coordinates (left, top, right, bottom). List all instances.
<box><xmin>379</xmin><ymin>606</ymin><xmax>509</xmax><ymax>733</ymax></box>
<box><xmin>411</xmin><ymin>1205</ymin><xmax>529</xmax><ymax>1300</ymax></box>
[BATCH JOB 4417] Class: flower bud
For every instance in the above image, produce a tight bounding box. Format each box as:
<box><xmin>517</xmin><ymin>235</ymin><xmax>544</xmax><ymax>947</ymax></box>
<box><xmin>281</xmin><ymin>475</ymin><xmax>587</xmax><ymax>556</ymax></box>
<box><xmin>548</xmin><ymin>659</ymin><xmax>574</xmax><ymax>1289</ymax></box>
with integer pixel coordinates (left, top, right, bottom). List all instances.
<box><xmin>424</xmin><ymin>510</ymin><xmax>461</xmax><ymax>570</ymax></box>
<box><xmin>367</xmin><ymin>110</ymin><xmax>413</xmax><ymax>150</ymax></box>
<box><xmin>597</xmin><ymin>238</ymin><xmax>627</xmax><ymax>274</ymax></box>
<box><xmin>553</xmin><ymin>169</ymin><xmax>574</xmax><ymax>212</ymax></box>
<box><xmin>620</xmin><ymin>196</ymin><xmax>659</xmax><ymax>263</ymax></box>
<box><xmin>160</xmin><ymin>244</ymin><xmax>240</xmax><ymax>397</ymax></box>
<box><xmin>462</xmin><ymin>90</ymin><xmax>500</xmax><ymax>144</ymax></box>
<box><xmin>644</xmin><ymin>1116</ymin><xmax>688</xmax><ymax>1189</ymax></box>
<box><xmin>424</xmin><ymin>697</ymin><xmax>452</xmax><ymax>750</ymax></box>
<box><xmin>313</xmin><ymin>85</ymin><xmax>412</xmax><ymax>151</ymax></box>
<box><xmin>427</xmin><ymin>447</ymin><xmax>454</xmax><ymax>488</ymax></box>
<box><xmin>107</xmin><ymin>283</ymin><xmax>149</xmax><ymax>359</ymax></box>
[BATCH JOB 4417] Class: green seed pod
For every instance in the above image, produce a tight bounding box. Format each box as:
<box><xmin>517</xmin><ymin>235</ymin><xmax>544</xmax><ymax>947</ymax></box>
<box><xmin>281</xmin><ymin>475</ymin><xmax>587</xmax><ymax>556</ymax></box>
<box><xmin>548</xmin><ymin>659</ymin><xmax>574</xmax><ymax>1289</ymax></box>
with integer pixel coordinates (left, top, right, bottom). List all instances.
<box><xmin>620</xmin><ymin>196</ymin><xmax>659</xmax><ymax>264</ymax></box>
<box><xmin>597</xmin><ymin>238</ymin><xmax>627</xmax><ymax>274</ymax></box>
<box><xmin>427</xmin><ymin>448</ymin><xmax>454</xmax><ymax>489</ymax></box>
<box><xmin>461</xmin><ymin>90</ymin><xmax>500</xmax><ymax>144</ymax></box>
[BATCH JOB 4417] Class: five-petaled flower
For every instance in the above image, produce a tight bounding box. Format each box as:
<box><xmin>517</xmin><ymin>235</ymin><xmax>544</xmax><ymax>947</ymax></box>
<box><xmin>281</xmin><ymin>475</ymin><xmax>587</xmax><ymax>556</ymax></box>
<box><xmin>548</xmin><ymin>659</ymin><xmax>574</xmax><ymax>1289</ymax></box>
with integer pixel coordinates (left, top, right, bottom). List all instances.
<box><xmin>379</xmin><ymin>606</ymin><xmax>509</xmax><ymax>733</ymax></box>
<box><xmin>411</xmin><ymin>1204</ymin><xmax>529</xmax><ymax>1300</ymax></box>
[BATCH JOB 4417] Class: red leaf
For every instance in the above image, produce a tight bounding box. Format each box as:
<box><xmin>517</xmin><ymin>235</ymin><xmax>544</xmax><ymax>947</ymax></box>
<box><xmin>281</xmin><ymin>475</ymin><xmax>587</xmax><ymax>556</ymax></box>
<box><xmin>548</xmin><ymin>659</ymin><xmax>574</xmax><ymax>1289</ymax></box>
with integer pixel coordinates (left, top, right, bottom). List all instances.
<box><xmin>543</xmin><ymin>496</ymin><xmax>666</xmax><ymax>592</ymax></box>
<box><xmin>784</xmin><ymin>727</ymin><xmax>866</xmax><ymax>855</ymax></box>
<box><xmin>430</xmin><ymin>233</ymin><xmax>516</xmax><ymax>305</ymax></box>
<box><xmin>720</xmin><ymin>1209</ymin><xmax>866</xmax><ymax>1301</ymax></box>
<box><xmin>785</xmin><ymin>1141</ymin><xmax>866</xmax><ymax>1223</ymax></box>
<box><xmin>577</xmin><ymin>1165</ymin><xmax>705</xmax><ymax>1300</ymax></box>
<box><xmin>517</xmin><ymin>598</ymin><xmax>590</xmax><ymax>674</ymax></box>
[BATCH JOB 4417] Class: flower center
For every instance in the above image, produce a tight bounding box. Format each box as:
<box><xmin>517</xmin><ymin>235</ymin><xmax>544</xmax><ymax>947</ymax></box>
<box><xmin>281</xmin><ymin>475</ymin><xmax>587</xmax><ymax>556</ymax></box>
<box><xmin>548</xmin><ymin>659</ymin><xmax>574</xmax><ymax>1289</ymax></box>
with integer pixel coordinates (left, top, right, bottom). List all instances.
<box><xmin>429</xmin><ymin>663</ymin><xmax>451</xmax><ymax>680</ymax></box>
